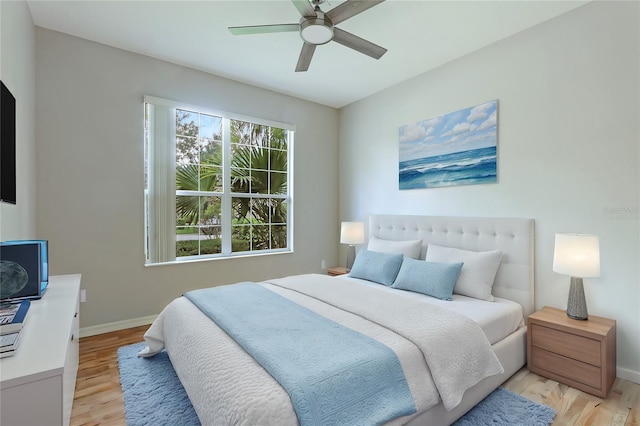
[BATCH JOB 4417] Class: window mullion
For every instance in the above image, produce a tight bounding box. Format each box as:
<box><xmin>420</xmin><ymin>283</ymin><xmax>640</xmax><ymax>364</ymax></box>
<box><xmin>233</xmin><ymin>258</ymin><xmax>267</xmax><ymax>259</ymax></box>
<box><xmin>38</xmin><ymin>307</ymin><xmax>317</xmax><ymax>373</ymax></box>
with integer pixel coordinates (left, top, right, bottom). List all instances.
<box><xmin>221</xmin><ymin>117</ymin><xmax>232</xmax><ymax>255</ymax></box>
<box><xmin>287</xmin><ymin>130</ymin><xmax>294</xmax><ymax>251</ymax></box>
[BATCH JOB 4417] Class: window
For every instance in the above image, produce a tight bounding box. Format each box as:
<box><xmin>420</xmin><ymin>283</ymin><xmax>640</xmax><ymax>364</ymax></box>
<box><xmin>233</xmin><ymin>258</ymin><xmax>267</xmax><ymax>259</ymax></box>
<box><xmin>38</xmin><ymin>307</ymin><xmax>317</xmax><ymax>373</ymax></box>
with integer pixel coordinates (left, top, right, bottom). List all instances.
<box><xmin>144</xmin><ymin>96</ymin><xmax>293</xmax><ymax>264</ymax></box>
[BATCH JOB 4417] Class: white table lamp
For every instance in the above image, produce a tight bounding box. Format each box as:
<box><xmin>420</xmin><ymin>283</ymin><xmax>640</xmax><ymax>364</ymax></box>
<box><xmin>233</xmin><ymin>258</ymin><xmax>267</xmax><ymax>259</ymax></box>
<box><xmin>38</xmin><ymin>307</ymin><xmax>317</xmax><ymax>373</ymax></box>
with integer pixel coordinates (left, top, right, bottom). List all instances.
<box><xmin>553</xmin><ymin>233</ymin><xmax>601</xmax><ymax>320</ymax></box>
<box><xmin>340</xmin><ymin>222</ymin><xmax>365</xmax><ymax>271</ymax></box>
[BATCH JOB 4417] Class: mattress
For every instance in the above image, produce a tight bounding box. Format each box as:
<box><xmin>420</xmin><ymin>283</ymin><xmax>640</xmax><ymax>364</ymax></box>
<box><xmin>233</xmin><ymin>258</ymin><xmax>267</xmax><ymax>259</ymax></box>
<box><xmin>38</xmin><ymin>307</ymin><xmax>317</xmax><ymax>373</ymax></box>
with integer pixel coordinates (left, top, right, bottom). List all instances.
<box><xmin>337</xmin><ymin>275</ymin><xmax>525</xmax><ymax>344</ymax></box>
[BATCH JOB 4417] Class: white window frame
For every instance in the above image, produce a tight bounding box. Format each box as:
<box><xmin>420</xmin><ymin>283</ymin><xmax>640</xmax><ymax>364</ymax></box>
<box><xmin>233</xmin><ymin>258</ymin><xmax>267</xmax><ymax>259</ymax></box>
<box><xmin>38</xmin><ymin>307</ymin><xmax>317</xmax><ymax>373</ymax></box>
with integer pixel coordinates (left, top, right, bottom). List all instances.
<box><xmin>144</xmin><ymin>95</ymin><xmax>294</xmax><ymax>265</ymax></box>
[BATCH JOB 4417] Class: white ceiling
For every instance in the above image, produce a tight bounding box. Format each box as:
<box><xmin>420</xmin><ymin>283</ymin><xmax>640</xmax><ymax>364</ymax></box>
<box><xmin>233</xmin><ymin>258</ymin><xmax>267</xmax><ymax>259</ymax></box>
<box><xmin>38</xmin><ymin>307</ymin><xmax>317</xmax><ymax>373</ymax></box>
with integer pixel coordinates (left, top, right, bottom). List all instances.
<box><xmin>27</xmin><ymin>0</ymin><xmax>589</xmax><ymax>108</ymax></box>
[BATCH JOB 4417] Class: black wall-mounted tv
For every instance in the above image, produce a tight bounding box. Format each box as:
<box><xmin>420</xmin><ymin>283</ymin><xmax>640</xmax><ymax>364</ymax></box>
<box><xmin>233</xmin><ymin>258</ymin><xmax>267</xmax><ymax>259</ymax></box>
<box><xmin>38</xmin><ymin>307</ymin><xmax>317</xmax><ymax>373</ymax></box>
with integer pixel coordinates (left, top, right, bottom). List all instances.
<box><xmin>1</xmin><ymin>80</ymin><xmax>17</xmax><ymax>205</ymax></box>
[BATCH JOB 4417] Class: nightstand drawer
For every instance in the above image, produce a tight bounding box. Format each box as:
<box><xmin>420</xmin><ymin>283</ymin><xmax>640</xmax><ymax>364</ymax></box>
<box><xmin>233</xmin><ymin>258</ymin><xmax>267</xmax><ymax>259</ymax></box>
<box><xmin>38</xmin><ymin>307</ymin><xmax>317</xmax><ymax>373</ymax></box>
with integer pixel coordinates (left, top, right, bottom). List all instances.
<box><xmin>531</xmin><ymin>324</ymin><xmax>601</xmax><ymax>366</ymax></box>
<box><xmin>531</xmin><ymin>347</ymin><xmax>601</xmax><ymax>389</ymax></box>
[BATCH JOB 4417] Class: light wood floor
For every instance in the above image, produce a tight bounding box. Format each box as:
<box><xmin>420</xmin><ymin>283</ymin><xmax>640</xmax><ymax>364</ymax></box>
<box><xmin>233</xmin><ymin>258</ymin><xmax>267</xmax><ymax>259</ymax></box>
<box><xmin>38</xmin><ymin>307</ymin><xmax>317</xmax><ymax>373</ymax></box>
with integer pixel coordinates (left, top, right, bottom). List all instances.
<box><xmin>71</xmin><ymin>326</ymin><xmax>640</xmax><ymax>426</ymax></box>
<box><xmin>502</xmin><ymin>367</ymin><xmax>640</xmax><ymax>425</ymax></box>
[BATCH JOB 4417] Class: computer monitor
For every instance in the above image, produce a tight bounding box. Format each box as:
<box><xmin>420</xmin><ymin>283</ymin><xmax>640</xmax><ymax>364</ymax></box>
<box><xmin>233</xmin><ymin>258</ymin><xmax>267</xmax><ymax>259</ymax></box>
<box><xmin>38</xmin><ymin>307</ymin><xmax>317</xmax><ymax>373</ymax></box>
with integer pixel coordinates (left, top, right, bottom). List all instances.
<box><xmin>0</xmin><ymin>240</ymin><xmax>48</xmax><ymax>301</ymax></box>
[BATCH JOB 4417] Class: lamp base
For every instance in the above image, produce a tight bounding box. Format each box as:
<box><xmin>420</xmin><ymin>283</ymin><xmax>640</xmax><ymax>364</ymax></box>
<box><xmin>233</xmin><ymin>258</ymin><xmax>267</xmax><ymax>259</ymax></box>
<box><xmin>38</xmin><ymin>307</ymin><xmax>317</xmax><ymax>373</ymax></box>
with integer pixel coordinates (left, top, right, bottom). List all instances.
<box><xmin>346</xmin><ymin>245</ymin><xmax>356</xmax><ymax>272</ymax></box>
<box><xmin>567</xmin><ymin>277</ymin><xmax>588</xmax><ymax>320</ymax></box>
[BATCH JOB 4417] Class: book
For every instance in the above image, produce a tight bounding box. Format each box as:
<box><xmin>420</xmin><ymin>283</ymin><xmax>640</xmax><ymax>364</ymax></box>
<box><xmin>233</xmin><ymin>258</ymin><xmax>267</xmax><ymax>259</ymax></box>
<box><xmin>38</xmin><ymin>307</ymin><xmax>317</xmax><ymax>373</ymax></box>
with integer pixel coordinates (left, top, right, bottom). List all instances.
<box><xmin>0</xmin><ymin>329</ymin><xmax>22</xmax><ymax>357</ymax></box>
<box><xmin>0</xmin><ymin>299</ymin><xmax>30</xmax><ymax>335</ymax></box>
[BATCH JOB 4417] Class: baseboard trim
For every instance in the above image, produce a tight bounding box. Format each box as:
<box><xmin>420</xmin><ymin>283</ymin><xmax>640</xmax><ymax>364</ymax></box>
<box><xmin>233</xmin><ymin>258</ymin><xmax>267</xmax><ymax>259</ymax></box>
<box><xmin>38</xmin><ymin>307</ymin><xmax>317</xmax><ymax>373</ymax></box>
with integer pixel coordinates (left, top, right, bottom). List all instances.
<box><xmin>617</xmin><ymin>367</ymin><xmax>640</xmax><ymax>385</ymax></box>
<box><xmin>80</xmin><ymin>315</ymin><xmax>157</xmax><ymax>338</ymax></box>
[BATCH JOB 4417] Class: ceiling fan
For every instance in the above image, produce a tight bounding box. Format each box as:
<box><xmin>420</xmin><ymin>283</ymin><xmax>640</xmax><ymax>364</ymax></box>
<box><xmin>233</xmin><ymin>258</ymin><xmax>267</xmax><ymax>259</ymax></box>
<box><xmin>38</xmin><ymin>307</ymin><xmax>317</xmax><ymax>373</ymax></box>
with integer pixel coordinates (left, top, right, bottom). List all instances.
<box><xmin>229</xmin><ymin>0</ymin><xmax>387</xmax><ymax>72</ymax></box>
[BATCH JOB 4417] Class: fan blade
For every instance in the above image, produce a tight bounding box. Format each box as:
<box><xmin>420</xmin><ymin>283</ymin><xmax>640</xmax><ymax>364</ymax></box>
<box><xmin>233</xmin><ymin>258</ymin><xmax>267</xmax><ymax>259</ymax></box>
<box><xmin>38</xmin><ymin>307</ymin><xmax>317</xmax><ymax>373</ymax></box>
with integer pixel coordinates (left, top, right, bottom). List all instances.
<box><xmin>291</xmin><ymin>0</ymin><xmax>316</xmax><ymax>18</ymax></box>
<box><xmin>332</xmin><ymin>27</ymin><xmax>387</xmax><ymax>59</ymax></box>
<box><xmin>229</xmin><ymin>24</ymin><xmax>299</xmax><ymax>36</ymax></box>
<box><xmin>326</xmin><ymin>0</ymin><xmax>385</xmax><ymax>25</ymax></box>
<box><xmin>295</xmin><ymin>43</ymin><xmax>316</xmax><ymax>72</ymax></box>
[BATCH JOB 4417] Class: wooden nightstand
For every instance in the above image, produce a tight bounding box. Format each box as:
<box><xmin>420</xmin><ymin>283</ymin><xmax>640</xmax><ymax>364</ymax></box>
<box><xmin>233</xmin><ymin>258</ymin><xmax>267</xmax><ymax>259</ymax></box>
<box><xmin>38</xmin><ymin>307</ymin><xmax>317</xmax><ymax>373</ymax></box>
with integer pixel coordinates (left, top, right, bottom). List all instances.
<box><xmin>527</xmin><ymin>306</ymin><xmax>616</xmax><ymax>398</ymax></box>
<box><xmin>327</xmin><ymin>267</ymin><xmax>349</xmax><ymax>276</ymax></box>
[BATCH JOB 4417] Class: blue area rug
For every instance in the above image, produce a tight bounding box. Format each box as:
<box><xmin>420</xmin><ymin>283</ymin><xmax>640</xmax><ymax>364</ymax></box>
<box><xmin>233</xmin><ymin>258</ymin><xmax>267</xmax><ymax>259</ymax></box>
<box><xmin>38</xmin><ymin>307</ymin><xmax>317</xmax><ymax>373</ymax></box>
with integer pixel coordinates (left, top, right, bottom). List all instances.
<box><xmin>118</xmin><ymin>342</ymin><xmax>556</xmax><ymax>426</ymax></box>
<box><xmin>452</xmin><ymin>387</ymin><xmax>556</xmax><ymax>426</ymax></box>
<box><xmin>117</xmin><ymin>342</ymin><xmax>199</xmax><ymax>426</ymax></box>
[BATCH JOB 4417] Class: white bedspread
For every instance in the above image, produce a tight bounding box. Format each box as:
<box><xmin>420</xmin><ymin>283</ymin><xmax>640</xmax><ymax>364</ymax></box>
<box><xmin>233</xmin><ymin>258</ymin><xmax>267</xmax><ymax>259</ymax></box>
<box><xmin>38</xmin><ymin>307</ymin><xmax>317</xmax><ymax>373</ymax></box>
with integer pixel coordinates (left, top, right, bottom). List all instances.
<box><xmin>141</xmin><ymin>274</ymin><xmax>504</xmax><ymax>425</ymax></box>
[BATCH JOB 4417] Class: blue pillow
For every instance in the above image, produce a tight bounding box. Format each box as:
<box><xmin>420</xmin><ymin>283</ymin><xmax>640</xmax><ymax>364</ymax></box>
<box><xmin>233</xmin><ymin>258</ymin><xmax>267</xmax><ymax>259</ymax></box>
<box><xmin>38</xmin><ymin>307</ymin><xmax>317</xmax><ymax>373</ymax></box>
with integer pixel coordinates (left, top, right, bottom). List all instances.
<box><xmin>391</xmin><ymin>258</ymin><xmax>464</xmax><ymax>300</ymax></box>
<box><xmin>349</xmin><ymin>250</ymin><xmax>404</xmax><ymax>286</ymax></box>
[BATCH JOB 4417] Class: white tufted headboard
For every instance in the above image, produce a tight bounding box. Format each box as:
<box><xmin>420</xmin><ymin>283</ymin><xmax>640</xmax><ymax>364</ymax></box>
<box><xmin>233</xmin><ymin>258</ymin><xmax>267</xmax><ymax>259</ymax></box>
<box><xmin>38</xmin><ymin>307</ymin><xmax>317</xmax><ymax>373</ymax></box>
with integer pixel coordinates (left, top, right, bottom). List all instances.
<box><xmin>368</xmin><ymin>215</ymin><xmax>535</xmax><ymax>317</ymax></box>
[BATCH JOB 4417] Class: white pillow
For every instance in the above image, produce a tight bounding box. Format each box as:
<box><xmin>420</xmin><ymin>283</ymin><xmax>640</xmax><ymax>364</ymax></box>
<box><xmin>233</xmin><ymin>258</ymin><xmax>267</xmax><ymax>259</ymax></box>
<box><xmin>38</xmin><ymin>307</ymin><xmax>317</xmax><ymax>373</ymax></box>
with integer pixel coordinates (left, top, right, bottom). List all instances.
<box><xmin>367</xmin><ymin>237</ymin><xmax>422</xmax><ymax>259</ymax></box>
<box><xmin>425</xmin><ymin>244</ymin><xmax>502</xmax><ymax>301</ymax></box>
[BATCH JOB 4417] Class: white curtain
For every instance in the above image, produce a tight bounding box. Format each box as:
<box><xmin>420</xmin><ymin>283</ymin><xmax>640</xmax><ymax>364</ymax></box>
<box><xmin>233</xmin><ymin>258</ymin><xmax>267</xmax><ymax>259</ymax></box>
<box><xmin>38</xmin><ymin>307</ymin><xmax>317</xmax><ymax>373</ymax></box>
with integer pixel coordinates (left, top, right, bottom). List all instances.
<box><xmin>146</xmin><ymin>99</ymin><xmax>176</xmax><ymax>263</ymax></box>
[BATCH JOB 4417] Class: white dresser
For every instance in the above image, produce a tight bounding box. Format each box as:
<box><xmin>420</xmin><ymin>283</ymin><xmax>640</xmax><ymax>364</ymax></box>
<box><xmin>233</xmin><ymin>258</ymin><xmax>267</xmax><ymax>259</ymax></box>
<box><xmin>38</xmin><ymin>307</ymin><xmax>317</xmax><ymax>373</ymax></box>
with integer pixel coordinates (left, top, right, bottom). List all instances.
<box><xmin>0</xmin><ymin>274</ymin><xmax>81</xmax><ymax>426</ymax></box>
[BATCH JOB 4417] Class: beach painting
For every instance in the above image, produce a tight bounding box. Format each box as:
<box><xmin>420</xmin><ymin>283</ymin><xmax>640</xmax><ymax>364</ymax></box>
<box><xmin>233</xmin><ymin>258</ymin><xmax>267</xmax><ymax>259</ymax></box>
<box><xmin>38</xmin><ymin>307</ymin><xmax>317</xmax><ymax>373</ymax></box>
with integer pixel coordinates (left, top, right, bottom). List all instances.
<box><xmin>399</xmin><ymin>100</ymin><xmax>497</xmax><ymax>190</ymax></box>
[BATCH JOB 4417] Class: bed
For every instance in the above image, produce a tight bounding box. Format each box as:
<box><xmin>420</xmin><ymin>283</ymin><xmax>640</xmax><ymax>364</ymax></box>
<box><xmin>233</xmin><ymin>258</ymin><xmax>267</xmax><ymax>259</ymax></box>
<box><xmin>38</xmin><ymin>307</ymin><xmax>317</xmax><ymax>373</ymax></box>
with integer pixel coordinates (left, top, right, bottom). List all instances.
<box><xmin>141</xmin><ymin>214</ymin><xmax>535</xmax><ymax>425</ymax></box>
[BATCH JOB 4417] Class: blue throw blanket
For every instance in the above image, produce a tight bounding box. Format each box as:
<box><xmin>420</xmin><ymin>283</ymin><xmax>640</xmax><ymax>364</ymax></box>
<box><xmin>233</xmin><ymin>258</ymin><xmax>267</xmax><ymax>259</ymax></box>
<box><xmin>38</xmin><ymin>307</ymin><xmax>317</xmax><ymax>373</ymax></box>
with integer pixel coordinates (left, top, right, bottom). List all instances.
<box><xmin>184</xmin><ymin>282</ymin><xmax>416</xmax><ymax>426</ymax></box>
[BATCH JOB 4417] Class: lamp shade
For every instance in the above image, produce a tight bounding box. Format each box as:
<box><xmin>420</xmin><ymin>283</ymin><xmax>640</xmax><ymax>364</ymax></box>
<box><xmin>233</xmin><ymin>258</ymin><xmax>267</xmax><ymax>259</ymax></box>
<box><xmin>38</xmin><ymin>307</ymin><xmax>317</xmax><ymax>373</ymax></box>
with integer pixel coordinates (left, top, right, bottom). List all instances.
<box><xmin>553</xmin><ymin>233</ymin><xmax>601</xmax><ymax>278</ymax></box>
<box><xmin>340</xmin><ymin>222</ymin><xmax>365</xmax><ymax>245</ymax></box>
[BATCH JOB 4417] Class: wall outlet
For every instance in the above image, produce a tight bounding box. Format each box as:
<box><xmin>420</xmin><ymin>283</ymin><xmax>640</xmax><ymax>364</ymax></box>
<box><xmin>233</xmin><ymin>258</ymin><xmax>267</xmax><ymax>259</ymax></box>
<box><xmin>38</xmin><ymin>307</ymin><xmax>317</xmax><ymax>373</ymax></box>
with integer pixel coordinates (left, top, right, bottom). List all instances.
<box><xmin>80</xmin><ymin>289</ymin><xmax>86</xmax><ymax>303</ymax></box>
<box><xmin>321</xmin><ymin>260</ymin><xmax>326</xmax><ymax>270</ymax></box>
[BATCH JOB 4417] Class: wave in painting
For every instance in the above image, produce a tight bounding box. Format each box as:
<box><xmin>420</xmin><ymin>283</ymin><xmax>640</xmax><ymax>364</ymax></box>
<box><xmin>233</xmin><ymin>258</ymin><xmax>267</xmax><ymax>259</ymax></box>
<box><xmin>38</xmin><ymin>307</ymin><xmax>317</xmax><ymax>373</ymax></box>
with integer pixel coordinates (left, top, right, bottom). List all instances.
<box><xmin>399</xmin><ymin>146</ymin><xmax>497</xmax><ymax>189</ymax></box>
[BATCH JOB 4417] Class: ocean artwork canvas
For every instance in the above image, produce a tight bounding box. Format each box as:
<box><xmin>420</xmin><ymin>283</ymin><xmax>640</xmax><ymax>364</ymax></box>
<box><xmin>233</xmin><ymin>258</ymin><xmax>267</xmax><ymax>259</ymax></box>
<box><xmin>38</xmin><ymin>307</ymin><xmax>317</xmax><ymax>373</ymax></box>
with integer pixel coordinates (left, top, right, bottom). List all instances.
<box><xmin>399</xmin><ymin>100</ymin><xmax>497</xmax><ymax>190</ymax></box>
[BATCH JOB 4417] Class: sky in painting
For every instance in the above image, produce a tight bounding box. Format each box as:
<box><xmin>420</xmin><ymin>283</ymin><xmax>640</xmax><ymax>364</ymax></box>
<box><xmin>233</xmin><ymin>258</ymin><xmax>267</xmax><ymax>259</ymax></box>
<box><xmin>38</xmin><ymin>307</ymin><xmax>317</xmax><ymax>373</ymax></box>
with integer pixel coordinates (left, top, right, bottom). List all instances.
<box><xmin>399</xmin><ymin>100</ymin><xmax>497</xmax><ymax>162</ymax></box>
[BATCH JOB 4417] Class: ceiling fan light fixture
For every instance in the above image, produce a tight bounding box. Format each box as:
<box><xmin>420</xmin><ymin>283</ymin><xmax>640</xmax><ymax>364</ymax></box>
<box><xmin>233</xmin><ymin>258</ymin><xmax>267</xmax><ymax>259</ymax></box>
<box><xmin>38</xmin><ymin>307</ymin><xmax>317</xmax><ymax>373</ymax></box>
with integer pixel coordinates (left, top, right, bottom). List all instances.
<box><xmin>229</xmin><ymin>0</ymin><xmax>387</xmax><ymax>72</ymax></box>
<box><xmin>300</xmin><ymin>18</ymin><xmax>334</xmax><ymax>45</ymax></box>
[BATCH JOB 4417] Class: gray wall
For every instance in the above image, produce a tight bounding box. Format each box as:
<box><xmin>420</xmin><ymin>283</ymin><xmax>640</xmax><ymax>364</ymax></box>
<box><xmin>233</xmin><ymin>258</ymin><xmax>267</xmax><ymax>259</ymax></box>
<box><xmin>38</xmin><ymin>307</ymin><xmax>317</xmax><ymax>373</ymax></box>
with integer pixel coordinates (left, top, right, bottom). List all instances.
<box><xmin>35</xmin><ymin>29</ymin><xmax>339</xmax><ymax>329</ymax></box>
<box><xmin>338</xmin><ymin>1</ymin><xmax>639</xmax><ymax>381</ymax></box>
<box><xmin>0</xmin><ymin>1</ymin><xmax>37</xmax><ymax>240</ymax></box>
